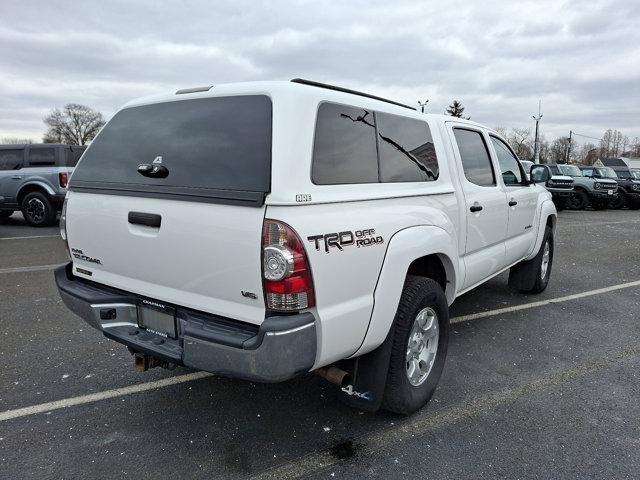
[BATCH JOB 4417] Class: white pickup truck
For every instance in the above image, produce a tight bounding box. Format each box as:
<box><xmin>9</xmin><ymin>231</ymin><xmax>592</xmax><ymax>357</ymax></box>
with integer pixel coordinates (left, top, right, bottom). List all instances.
<box><xmin>55</xmin><ymin>80</ymin><xmax>556</xmax><ymax>414</ymax></box>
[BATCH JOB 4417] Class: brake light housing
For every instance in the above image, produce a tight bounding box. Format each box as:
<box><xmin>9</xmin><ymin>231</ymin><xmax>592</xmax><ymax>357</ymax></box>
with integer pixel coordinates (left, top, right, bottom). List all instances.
<box><xmin>59</xmin><ymin>172</ymin><xmax>68</xmax><ymax>188</ymax></box>
<box><xmin>262</xmin><ymin>219</ymin><xmax>315</xmax><ymax>311</ymax></box>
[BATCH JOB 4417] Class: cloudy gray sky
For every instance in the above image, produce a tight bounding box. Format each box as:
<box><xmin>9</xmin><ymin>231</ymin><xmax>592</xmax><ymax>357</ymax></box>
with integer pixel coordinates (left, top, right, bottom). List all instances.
<box><xmin>2</xmin><ymin>0</ymin><xmax>639</xmax><ymax>146</ymax></box>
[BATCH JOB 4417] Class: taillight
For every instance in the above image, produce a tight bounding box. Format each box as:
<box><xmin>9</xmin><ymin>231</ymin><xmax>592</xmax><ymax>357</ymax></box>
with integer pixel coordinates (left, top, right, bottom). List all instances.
<box><xmin>262</xmin><ymin>219</ymin><xmax>315</xmax><ymax>311</ymax></box>
<box><xmin>60</xmin><ymin>195</ymin><xmax>71</xmax><ymax>260</ymax></box>
<box><xmin>59</xmin><ymin>172</ymin><xmax>68</xmax><ymax>188</ymax></box>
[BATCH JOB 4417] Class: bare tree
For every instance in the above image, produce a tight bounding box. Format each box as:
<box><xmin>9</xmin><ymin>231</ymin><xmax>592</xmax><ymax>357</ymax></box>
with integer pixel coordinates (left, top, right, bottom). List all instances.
<box><xmin>549</xmin><ymin>136</ymin><xmax>578</xmax><ymax>164</ymax></box>
<box><xmin>1</xmin><ymin>137</ymin><xmax>34</xmax><ymax>144</ymax></box>
<box><xmin>493</xmin><ymin>126</ymin><xmax>508</xmax><ymax>138</ymax></box>
<box><xmin>43</xmin><ymin>104</ymin><xmax>105</xmax><ymax>145</ymax></box>
<box><xmin>508</xmin><ymin>128</ymin><xmax>533</xmax><ymax>160</ymax></box>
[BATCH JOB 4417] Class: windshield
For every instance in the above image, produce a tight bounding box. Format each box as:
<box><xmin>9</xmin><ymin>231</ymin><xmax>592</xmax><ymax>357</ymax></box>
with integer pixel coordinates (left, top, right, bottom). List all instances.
<box><xmin>559</xmin><ymin>164</ymin><xmax>582</xmax><ymax>177</ymax></box>
<box><xmin>615</xmin><ymin>170</ymin><xmax>633</xmax><ymax>179</ymax></box>
<box><xmin>71</xmin><ymin>95</ymin><xmax>273</xmax><ymax>200</ymax></box>
<box><xmin>599</xmin><ymin>167</ymin><xmax>617</xmax><ymax>178</ymax></box>
<box><xmin>549</xmin><ymin>165</ymin><xmax>561</xmax><ymax>175</ymax></box>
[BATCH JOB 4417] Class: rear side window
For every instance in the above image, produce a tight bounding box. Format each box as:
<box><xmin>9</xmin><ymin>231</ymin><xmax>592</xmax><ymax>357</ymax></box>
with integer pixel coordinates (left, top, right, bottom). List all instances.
<box><xmin>311</xmin><ymin>102</ymin><xmax>439</xmax><ymax>185</ymax></box>
<box><xmin>311</xmin><ymin>103</ymin><xmax>379</xmax><ymax>184</ymax></box>
<box><xmin>28</xmin><ymin>148</ymin><xmax>56</xmax><ymax>166</ymax></box>
<box><xmin>64</xmin><ymin>146</ymin><xmax>86</xmax><ymax>167</ymax></box>
<box><xmin>0</xmin><ymin>149</ymin><xmax>23</xmax><ymax>170</ymax></box>
<box><xmin>377</xmin><ymin>112</ymin><xmax>438</xmax><ymax>182</ymax></box>
<box><xmin>453</xmin><ymin>129</ymin><xmax>495</xmax><ymax>186</ymax></box>
<box><xmin>72</xmin><ymin>95</ymin><xmax>272</xmax><ymax>199</ymax></box>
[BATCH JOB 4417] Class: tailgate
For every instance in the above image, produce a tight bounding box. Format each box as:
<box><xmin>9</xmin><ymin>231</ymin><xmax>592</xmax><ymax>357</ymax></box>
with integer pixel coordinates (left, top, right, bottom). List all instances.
<box><xmin>66</xmin><ymin>191</ymin><xmax>266</xmax><ymax>324</ymax></box>
<box><xmin>65</xmin><ymin>93</ymin><xmax>273</xmax><ymax>325</ymax></box>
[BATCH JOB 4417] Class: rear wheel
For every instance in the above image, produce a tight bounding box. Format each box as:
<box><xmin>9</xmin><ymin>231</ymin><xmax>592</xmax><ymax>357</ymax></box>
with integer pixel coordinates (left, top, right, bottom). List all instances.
<box><xmin>382</xmin><ymin>276</ymin><xmax>449</xmax><ymax>415</ymax></box>
<box><xmin>21</xmin><ymin>191</ymin><xmax>56</xmax><ymax>227</ymax></box>
<box><xmin>569</xmin><ymin>190</ymin><xmax>588</xmax><ymax>210</ymax></box>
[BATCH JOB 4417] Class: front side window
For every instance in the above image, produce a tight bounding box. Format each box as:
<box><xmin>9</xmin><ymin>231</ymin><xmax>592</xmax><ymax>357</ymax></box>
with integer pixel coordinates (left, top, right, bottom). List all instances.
<box><xmin>490</xmin><ymin>136</ymin><xmax>523</xmax><ymax>185</ymax></box>
<box><xmin>453</xmin><ymin>128</ymin><xmax>495</xmax><ymax>187</ymax></box>
<box><xmin>28</xmin><ymin>148</ymin><xmax>56</xmax><ymax>166</ymax></box>
<box><xmin>376</xmin><ymin>112</ymin><xmax>438</xmax><ymax>182</ymax></box>
<box><xmin>0</xmin><ymin>149</ymin><xmax>23</xmax><ymax>170</ymax></box>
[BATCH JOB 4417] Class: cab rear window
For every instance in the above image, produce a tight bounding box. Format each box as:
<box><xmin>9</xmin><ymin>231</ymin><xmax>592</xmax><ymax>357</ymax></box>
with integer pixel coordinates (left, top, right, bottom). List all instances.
<box><xmin>71</xmin><ymin>95</ymin><xmax>272</xmax><ymax>203</ymax></box>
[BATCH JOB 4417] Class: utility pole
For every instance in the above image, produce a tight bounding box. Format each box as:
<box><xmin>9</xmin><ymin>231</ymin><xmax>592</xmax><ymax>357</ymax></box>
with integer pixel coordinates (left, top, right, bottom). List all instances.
<box><xmin>565</xmin><ymin>130</ymin><xmax>573</xmax><ymax>164</ymax></box>
<box><xmin>532</xmin><ymin>100</ymin><xmax>542</xmax><ymax>164</ymax></box>
<box><xmin>418</xmin><ymin>100</ymin><xmax>429</xmax><ymax>113</ymax></box>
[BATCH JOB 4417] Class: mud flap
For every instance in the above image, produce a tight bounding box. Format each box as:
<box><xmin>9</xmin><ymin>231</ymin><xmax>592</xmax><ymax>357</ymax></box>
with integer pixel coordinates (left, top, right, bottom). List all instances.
<box><xmin>339</xmin><ymin>327</ymin><xmax>395</xmax><ymax>412</ymax></box>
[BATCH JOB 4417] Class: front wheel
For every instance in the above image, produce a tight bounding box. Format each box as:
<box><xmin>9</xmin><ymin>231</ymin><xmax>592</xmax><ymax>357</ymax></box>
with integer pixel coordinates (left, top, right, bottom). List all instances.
<box><xmin>508</xmin><ymin>226</ymin><xmax>554</xmax><ymax>294</ymax></box>
<box><xmin>382</xmin><ymin>276</ymin><xmax>449</xmax><ymax>415</ymax></box>
<box><xmin>610</xmin><ymin>194</ymin><xmax>626</xmax><ymax>210</ymax></box>
<box><xmin>569</xmin><ymin>191</ymin><xmax>588</xmax><ymax>210</ymax></box>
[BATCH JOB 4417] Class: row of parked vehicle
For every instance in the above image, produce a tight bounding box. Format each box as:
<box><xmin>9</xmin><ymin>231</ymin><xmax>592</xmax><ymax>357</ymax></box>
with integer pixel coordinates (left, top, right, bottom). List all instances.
<box><xmin>521</xmin><ymin>160</ymin><xmax>640</xmax><ymax>211</ymax></box>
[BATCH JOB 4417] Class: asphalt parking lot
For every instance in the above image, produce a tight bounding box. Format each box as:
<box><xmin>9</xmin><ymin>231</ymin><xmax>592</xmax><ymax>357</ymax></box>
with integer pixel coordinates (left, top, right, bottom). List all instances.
<box><xmin>1</xmin><ymin>209</ymin><xmax>639</xmax><ymax>479</ymax></box>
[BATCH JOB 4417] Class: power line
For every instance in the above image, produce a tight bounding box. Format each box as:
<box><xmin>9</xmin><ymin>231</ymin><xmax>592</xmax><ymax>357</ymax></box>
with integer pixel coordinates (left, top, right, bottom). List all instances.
<box><xmin>570</xmin><ymin>132</ymin><xmax>602</xmax><ymax>142</ymax></box>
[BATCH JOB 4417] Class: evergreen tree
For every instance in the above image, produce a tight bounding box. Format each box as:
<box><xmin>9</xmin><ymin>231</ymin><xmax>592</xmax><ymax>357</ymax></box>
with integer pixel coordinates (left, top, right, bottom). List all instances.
<box><xmin>446</xmin><ymin>100</ymin><xmax>469</xmax><ymax>119</ymax></box>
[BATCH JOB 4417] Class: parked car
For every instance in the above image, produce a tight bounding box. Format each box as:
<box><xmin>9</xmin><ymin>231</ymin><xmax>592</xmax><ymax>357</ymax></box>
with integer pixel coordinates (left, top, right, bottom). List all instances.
<box><xmin>554</xmin><ymin>164</ymin><xmax>618</xmax><ymax>210</ymax></box>
<box><xmin>576</xmin><ymin>166</ymin><xmax>620</xmax><ymax>210</ymax></box>
<box><xmin>529</xmin><ymin>164</ymin><xmax>574</xmax><ymax>210</ymax></box>
<box><xmin>0</xmin><ymin>144</ymin><xmax>85</xmax><ymax>226</ymax></box>
<box><xmin>520</xmin><ymin>160</ymin><xmax>534</xmax><ymax>180</ymax></box>
<box><xmin>605</xmin><ymin>168</ymin><xmax>640</xmax><ymax>210</ymax></box>
<box><xmin>55</xmin><ymin>79</ymin><xmax>557</xmax><ymax>415</ymax></box>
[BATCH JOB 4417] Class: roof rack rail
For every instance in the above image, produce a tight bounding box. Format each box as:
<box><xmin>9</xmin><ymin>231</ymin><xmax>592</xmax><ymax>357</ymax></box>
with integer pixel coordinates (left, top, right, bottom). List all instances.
<box><xmin>291</xmin><ymin>78</ymin><xmax>416</xmax><ymax>111</ymax></box>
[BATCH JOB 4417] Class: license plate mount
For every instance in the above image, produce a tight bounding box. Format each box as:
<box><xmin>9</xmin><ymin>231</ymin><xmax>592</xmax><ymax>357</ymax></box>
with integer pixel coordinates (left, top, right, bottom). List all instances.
<box><xmin>137</xmin><ymin>300</ymin><xmax>177</xmax><ymax>339</ymax></box>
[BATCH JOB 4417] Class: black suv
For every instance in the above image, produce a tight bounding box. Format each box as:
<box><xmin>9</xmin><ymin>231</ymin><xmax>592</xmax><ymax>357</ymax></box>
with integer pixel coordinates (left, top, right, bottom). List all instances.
<box><xmin>606</xmin><ymin>168</ymin><xmax>640</xmax><ymax>209</ymax></box>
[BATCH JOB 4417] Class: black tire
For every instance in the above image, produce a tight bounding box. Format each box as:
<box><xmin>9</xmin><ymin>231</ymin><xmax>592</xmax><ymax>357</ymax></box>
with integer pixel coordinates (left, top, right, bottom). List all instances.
<box><xmin>0</xmin><ymin>210</ymin><xmax>14</xmax><ymax>220</ymax></box>
<box><xmin>21</xmin><ymin>191</ymin><xmax>56</xmax><ymax>227</ymax></box>
<box><xmin>382</xmin><ymin>276</ymin><xmax>449</xmax><ymax>415</ymax></box>
<box><xmin>629</xmin><ymin>202</ymin><xmax>640</xmax><ymax>211</ymax></box>
<box><xmin>510</xmin><ymin>226</ymin><xmax>554</xmax><ymax>294</ymax></box>
<box><xmin>569</xmin><ymin>190</ymin><xmax>588</xmax><ymax>210</ymax></box>
<box><xmin>592</xmin><ymin>201</ymin><xmax>608</xmax><ymax>211</ymax></box>
<box><xmin>553</xmin><ymin>197</ymin><xmax>567</xmax><ymax>211</ymax></box>
<box><xmin>610</xmin><ymin>193</ymin><xmax>626</xmax><ymax>210</ymax></box>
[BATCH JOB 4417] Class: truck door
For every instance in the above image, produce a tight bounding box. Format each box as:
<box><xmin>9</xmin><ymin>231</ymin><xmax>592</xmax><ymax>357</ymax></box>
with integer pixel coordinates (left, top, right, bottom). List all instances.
<box><xmin>0</xmin><ymin>148</ymin><xmax>25</xmax><ymax>205</ymax></box>
<box><xmin>488</xmin><ymin>135</ymin><xmax>538</xmax><ymax>265</ymax></box>
<box><xmin>449</xmin><ymin>126</ymin><xmax>508</xmax><ymax>290</ymax></box>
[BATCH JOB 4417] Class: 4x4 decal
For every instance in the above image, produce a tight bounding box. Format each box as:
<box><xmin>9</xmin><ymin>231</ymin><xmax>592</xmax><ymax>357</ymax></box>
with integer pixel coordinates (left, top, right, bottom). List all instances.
<box><xmin>307</xmin><ymin>228</ymin><xmax>384</xmax><ymax>253</ymax></box>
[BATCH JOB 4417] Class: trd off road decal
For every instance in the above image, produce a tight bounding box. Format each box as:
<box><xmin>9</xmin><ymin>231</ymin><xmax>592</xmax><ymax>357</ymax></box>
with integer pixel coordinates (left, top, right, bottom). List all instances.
<box><xmin>307</xmin><ymin>228</ymin><xmax>384</xmax><ymax>253</ymax></box>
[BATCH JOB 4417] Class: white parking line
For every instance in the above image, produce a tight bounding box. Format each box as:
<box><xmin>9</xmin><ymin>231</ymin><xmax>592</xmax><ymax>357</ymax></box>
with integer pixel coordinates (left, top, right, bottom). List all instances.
<box><xmin>0</xmin><ymin>279</ymin><xmax>638</xmax><ymax>423</ymax></box>
<box><xmin>450</xmin><ymin>279</ymin><xmax>640</xmax><ymax>323</ymax></box>
<box><xmin>0</xmin><ymin>371</ymin><xmax>213</xmax><ymax>422</ymax></box>
<box><xmin>0</xmin><ymin>234</ymin><xmax>59</xmax><ymax>241</ymax></box>
<box><xmin>0</xmin><ymin>263</ymin><xmax>64</xmax><ymax>274</ymax></box>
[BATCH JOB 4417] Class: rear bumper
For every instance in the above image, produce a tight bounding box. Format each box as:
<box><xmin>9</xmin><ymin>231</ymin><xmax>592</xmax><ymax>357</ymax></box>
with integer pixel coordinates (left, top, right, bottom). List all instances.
<box><xmin>55</xmin><ymin>263</ymin><xmax>317</xmax><ymax>382</ymax></box>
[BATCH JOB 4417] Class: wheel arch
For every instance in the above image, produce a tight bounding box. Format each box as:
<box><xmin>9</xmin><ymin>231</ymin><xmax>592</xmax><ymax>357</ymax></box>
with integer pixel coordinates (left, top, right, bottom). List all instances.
<box><xmin>17</xmin><ymin>182</ymin><xmax>55</xmax><ymax>205</ymax></box>
<box><xmin>350</xmin><ymin>225</ymin><xmax>458</xmax><ymax>358</ymax></box>
<box><xmin>525</xmin><ymin>199</ymin><xmax>556</xmax><ymax>261</ymax></box>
